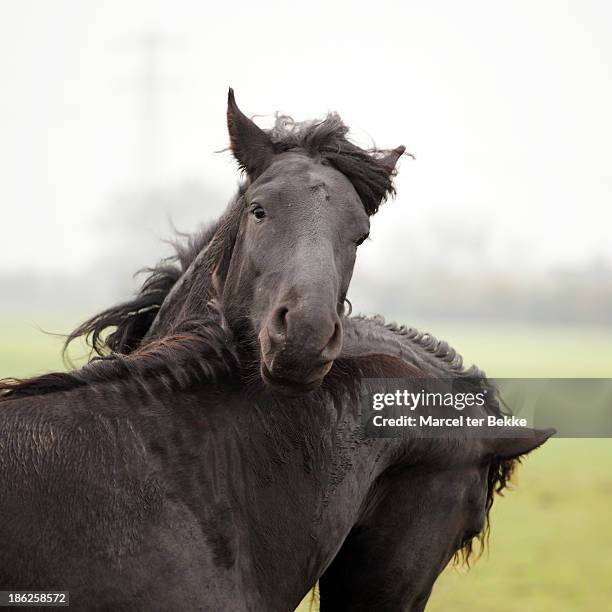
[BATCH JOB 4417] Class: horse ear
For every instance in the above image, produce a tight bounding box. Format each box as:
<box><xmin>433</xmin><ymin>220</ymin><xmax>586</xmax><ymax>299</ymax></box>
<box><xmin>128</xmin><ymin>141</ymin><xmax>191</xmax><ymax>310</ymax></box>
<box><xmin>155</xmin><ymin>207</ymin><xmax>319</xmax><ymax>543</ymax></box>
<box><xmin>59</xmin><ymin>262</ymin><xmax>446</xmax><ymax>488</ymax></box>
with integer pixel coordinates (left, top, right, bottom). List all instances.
<box><xmin>486</xmin><ymin>427</ymin><xmax>555</xmax><ymax>460</ymax></box>
<box><xmin>227</xmin><ymin>88</ymin><xmax>274</xmax><ymax>177</ymax></box>
<box><xmin>378</xmin><ymin>145</ymin><xmax>408</xmax><ymax>175</ymax></box>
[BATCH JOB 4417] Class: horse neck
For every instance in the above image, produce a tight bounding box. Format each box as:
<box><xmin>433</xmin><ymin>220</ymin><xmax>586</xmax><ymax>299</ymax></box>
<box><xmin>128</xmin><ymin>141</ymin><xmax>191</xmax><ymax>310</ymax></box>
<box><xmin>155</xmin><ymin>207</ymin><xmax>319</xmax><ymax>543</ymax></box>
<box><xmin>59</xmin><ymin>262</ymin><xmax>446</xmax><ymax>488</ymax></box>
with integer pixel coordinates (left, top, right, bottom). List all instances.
<box><xmin>144</xmin><ymin>247</ymin><xmax>216</xmax><ymax>341</ymax></box>
<box><xmin>116</xmin><ymin>377</ymin><xmax>395</xmax><ymax>609</ymax></box>
<box><xmin>219</xmin><ymin>386</ymin><xmax>395</xmax><ymax>609</ymax></box>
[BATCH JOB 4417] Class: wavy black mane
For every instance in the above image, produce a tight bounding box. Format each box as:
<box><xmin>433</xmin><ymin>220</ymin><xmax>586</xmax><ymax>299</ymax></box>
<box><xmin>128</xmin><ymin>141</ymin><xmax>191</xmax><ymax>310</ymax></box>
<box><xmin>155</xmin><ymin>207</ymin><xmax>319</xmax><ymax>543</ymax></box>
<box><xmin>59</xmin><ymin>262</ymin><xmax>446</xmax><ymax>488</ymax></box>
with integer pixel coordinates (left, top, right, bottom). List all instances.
<box><xmin>64</xmin><ymin>224</ymin><xmax>219</xmax><ymax>358</ymax></box>
<box><xmin>1</xmin><ymin>316</ymin><xmax>239</xmax><ymax>402</ymax></box>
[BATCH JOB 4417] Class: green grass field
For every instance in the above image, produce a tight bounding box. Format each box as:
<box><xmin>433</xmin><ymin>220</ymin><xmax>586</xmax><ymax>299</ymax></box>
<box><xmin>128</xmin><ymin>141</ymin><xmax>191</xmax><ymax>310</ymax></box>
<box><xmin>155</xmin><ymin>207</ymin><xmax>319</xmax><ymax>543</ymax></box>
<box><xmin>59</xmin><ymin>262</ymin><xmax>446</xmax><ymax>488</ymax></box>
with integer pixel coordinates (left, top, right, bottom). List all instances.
<box><xmin>1</xmin><ymin>312</ymin><xmax>611</xmax><ymax>611</ymax></box>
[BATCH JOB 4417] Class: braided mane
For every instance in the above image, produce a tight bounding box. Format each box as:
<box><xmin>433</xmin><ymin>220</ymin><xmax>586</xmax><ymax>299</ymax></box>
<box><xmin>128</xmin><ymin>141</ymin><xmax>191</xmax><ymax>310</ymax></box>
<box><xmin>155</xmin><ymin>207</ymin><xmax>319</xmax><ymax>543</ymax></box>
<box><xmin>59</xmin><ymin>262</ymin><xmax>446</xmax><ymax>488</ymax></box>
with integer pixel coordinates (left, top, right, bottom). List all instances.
<box><xmin>383</xmin><ymin>322</ymin><xmax>467</xmax><ymax>372</ymax></box>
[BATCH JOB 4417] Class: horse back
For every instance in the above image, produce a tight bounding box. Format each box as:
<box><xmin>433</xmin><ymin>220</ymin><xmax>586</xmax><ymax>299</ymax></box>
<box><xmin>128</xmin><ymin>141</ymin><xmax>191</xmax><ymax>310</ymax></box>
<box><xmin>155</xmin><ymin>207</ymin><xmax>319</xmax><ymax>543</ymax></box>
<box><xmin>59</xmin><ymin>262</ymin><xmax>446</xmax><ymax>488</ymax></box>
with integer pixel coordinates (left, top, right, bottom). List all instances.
<box><xmin>0</xmin><ymin>390</ymin><xmax>237</xmax><ymax>611</ymax></box>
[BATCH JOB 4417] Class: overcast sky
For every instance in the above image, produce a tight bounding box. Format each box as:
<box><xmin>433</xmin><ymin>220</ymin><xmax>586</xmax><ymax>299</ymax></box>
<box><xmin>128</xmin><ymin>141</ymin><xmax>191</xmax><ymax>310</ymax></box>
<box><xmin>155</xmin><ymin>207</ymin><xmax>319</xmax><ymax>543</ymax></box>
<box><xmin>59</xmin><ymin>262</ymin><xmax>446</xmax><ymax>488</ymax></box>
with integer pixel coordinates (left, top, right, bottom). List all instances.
<box><xmin>1</xmin><ymin>0</ymin><xmax>611</xmax><ymax>277</ymax></box>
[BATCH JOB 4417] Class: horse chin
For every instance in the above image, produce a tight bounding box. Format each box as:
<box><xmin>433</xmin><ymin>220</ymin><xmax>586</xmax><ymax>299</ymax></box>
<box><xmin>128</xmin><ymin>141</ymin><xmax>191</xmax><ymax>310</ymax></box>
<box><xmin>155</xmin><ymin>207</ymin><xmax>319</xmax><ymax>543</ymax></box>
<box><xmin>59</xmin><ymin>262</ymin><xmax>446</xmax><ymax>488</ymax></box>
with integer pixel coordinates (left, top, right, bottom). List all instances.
<box><xmin>260</xmin><ymin>362</ymin><xmax>326</xmax><ymax>397</ymax></box>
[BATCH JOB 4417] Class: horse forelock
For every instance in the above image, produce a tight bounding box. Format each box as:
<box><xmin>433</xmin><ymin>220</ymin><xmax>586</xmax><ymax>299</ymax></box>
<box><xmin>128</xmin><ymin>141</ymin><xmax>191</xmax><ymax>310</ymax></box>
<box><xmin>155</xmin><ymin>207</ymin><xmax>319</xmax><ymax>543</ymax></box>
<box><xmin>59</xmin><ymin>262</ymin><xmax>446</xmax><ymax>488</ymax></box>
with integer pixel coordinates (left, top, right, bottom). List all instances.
<box><xmin>267</xmin><ymin>113</ymin><xmax>399</xmax><ymax>215</ymax></box>
<box><xmin>455</xmin><ymin>455</ymin><xmax>518</xmax><ymax>566</ymax></box>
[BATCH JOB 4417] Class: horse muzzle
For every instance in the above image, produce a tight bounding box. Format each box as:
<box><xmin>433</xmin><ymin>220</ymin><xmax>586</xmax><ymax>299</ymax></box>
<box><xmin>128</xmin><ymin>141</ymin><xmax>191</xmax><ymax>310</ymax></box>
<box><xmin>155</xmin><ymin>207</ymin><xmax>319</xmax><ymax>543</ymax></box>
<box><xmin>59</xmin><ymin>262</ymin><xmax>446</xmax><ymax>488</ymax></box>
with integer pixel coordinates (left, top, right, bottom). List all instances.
<box><xmin>258</xmin><ymin>303</ymin><xmax>342</xmax><ymax>395</ymax></box>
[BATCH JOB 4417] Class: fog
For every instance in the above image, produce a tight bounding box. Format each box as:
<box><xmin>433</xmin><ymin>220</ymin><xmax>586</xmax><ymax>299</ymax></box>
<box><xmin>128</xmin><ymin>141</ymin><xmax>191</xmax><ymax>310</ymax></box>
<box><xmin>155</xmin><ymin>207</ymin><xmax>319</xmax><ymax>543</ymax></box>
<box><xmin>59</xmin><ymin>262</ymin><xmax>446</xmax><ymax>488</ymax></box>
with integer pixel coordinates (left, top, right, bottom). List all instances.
<box><xmin>1</xmin><ymin>0</ymin><xmax>611</xmax><ymax>323</ymax></box>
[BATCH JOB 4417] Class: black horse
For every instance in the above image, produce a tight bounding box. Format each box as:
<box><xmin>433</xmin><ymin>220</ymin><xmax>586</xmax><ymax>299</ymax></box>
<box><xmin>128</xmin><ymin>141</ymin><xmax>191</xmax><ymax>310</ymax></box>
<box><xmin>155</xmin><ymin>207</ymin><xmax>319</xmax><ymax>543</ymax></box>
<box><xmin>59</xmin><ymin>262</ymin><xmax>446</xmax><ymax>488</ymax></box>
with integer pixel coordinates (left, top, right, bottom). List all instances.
<box><xmin>1</xmin><ymin>92</ymin><xmax>552</xmax><ymax>611</ymax></box>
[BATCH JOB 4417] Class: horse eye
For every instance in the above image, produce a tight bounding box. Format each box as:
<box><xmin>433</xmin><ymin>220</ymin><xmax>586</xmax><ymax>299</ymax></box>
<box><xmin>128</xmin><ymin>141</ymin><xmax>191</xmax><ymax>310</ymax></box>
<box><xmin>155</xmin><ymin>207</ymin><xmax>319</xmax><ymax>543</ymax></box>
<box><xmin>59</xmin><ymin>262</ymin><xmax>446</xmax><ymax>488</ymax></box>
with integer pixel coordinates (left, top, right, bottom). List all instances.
<box><xmin>355</xmin><ymin>233</ymin><xmax>369</xmax><ymax>247</ymax></box>
<box><xmin>251</xmin><ymin>206</ymin><xmax>266</xmax><ymax>220</ymax></box>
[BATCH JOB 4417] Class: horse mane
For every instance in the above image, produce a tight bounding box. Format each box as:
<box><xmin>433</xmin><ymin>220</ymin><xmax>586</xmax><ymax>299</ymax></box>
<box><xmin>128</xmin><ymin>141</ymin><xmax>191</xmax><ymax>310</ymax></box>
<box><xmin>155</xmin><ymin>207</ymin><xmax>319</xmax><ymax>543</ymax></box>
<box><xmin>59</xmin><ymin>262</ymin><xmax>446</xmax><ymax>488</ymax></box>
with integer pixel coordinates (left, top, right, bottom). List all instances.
<box><xmin>267</xmin><ymin>113</ymin><xmax>399</xmax><ymax>216</ymax></box>
<box><xmin>449</xmin><ymin>453</ymin><xmax>516</xmax><ymax>567</ymax></box>
<box><xmin>64</xmin><ymin>223</ymin><xmax>220</xmax><ymax>358</ymax></box>
<box><xmin>1</xmin><ymin>315</ymin><xmax>239</xmax><ymax>402</ymax></box>
<box><xmin>382</xmin><ymin>320</ymin><xmax>470</xmax><ymax>374</ymax></box>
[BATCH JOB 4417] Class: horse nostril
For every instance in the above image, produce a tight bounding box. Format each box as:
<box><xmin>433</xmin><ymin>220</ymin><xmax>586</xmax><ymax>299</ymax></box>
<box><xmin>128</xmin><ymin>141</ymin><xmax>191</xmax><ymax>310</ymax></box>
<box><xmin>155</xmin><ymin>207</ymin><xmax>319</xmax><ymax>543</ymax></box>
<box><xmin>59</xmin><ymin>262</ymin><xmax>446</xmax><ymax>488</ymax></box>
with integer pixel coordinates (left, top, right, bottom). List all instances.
<box><xmin>321</xmin><ymin>319</ymin><xmax>342</xmax><ymax>360</ymax></box>
<box><xmin>268</xmin><ymin>306</ymin><xmax>289</xmax><ymax>345</ymax></box>
<box><xmin>331</xmin><ymin>321</ymin><xmax>341</xmax><ymax>345</ymax></box>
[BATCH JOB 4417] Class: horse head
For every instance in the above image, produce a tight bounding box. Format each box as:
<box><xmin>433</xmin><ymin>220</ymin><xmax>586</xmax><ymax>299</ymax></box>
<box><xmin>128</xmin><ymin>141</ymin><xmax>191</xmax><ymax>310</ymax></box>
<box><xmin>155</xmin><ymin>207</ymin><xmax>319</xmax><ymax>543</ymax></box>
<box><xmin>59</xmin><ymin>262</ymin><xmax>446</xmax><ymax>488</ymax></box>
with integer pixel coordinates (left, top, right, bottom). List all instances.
<box><xmin>208</xmin><ymin>90</ymin><xmax>406</xmax><ymax>395</ymax></box>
